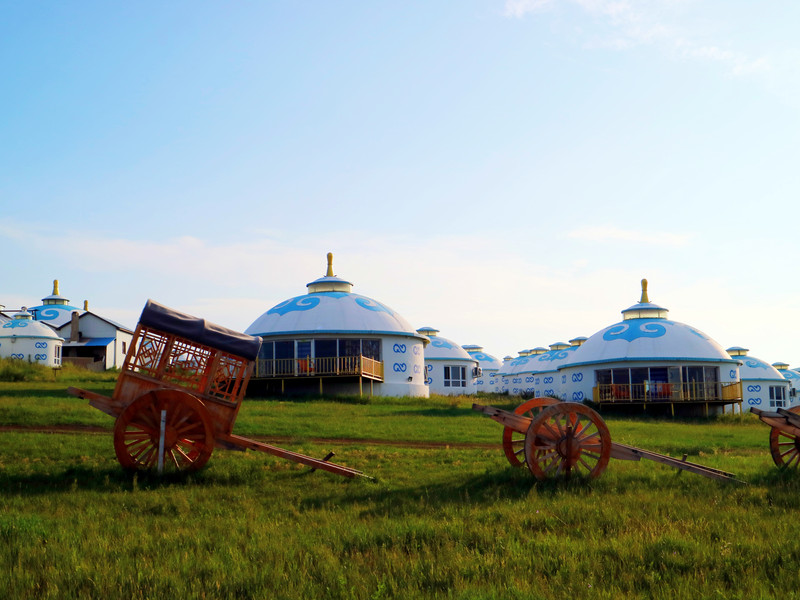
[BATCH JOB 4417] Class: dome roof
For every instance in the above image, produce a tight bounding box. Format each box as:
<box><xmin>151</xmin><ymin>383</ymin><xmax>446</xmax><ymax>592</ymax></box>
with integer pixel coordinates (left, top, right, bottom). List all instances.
<box><xmin>462</xmin><ymin>345</ymin><xmax>502</xmax><ymax>370</ymax></box>
<box><xmin>774</xmin><ymin>363</ymin><xmax>800</xmax><ymax>383</ymax></box>
<box><xmin>0</xmin><ymin>309</ymin><xmax>63</xmax><ymax>340</ymax></box>
<box><xmin>27</xmin><ymin>280</ymin><xmax>83</xmax><ymax>326</ymax></box>
<box><xmin>565</xmin><ymin>280</ymin><xmax>735</xmax><ymax>368</ymax></box>
<box><xmin>245</xmin><ymin>254</ymin><xmax>425</xmax><ymax>340</ymax></box>
<box><xmin>727</xmin><ymin>348</ymin><xmax>785</xmax><ymax>382</ymax></box>
<box><xmin>417</xmin><ymin>328</ymin><xmax>474</xmax><ymax>361</ymax></box>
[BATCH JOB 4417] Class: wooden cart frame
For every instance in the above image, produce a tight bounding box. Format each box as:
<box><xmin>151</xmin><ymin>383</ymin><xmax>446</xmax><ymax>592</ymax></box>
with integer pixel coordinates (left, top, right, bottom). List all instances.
<box><xmin>68</xmin><ymin>300</ymin><xmax>366</xmax><ymax>478</ymax></box>
<box><xmin>474</xmin><ymin>399</ymin><xmax>739</xmax><ymax>482</ymax></box>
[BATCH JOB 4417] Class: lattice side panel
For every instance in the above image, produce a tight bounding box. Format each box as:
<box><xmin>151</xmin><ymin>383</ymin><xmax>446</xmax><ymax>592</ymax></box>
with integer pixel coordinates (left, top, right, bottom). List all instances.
<box><xmin>208</xmin><ymin>354</ymin><xmax>247</xmax><ymax>402</ymax></box>
<box><xmin>161</xmin><ymin>339</ymin><xmax>213</xmax><ymax>391</ymax></box>
<box><xmin>128</xmin><ymin>330</ymin><xmax>169</xmax><ymax>378</ymax></box>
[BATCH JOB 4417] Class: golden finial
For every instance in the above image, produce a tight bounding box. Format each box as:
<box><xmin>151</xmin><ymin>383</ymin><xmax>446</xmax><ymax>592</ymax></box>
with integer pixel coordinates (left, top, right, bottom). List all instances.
<box><xmin>640</xmin><ymin>279</ymin><xmax>649</xmax><ymax>303</ymax></box>
<box><xmin>83</xmin><ymin>300</ymin><xmax>89</xmax><ymax>311</ymax></box>
<box><xmin>53</xmin><ymin>279</ymin><xmax>60</xmax><ymax>295</ymax></box>
<box><xmin>326</xmin><ymin>252</ymin><xmax>335</xmax><ymax>277</ymax></box>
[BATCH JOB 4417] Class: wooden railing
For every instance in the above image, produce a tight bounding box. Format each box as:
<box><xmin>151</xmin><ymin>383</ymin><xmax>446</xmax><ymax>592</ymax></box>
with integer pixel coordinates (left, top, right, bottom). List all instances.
<box><xmin>255</xmin><ymin>356</ymin><xmax>384</xmax><ymax>381</ymax></box>
<box><xmin>593</xmin><ymin>381</ymin><xmax>742</xmax><ymax>403</ymax></box>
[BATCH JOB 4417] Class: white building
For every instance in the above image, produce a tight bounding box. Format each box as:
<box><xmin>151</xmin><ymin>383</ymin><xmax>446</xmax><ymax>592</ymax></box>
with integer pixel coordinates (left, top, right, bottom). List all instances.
<box><xmin>726</xmin><ymin>348</ymin><xmax>790</xmax><ymax>411</ymax></box>
<box><xmin>556</xmin><ymin>280</ymin><xmax>742</xmax><ymax>415</ymax></box>
<box><xmin>245</xmin><ymin>254</ymin><xmax>429</xmax><ymax>397</ymax></box>
<box><xmin>27</xmin><ymin>280</ymin><xmax>85</xmax><ymax>328</ymax></box>
<box><xmin>55</xmin><ymin>311</ymin><xmax>134</xmax><ymax>371</ymax></box>
<box><xmin>417</xmin><ymin>328</ymin><xmax>479</xmax><ymax>396</ymax></box>
<box><xmin>773</xmin><ymin>363</ymin><xmax>800</xmax><ymax>408</ymax></box>
<box><xmin>462</xmin><ymin>345</ymin><xmax>503</xmax><ymax>393</ymax></box>
<box><xmin>0</xmin><ymin>309</ymin><xmax>63</xmax><ymax>368</ymax></box>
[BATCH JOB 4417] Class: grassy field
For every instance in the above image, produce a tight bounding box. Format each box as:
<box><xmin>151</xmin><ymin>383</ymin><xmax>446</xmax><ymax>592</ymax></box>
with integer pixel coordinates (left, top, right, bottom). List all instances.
<box><xmin>2</xmin><ymin>373</ymin><xmax>800</xmax><ymax>599</ymax></box>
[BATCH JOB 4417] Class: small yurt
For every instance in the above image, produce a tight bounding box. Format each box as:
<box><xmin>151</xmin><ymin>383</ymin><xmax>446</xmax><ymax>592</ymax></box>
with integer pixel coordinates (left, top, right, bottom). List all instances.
<box><xmin>245</xmin><ymin>254</ymin><xmax>429</xmax><ymax>397</ymax></box>
<box><xmin>496</xmin><ymin>349</ymin><xmax>537</xmax><ymax>397</ymax></box>
<box><xmin>557</xmin><ymin>279</ymin><xmax>742</xmax><ymax>415</ymax></box>
<box><xmin>462</xmin><ymin>345</ymin><xmax>503</xmax><ymax>393</ymax></box>
<box><xmin>417</xmin><ymin>327</ymin><xmax>479</xmax><ymax>396</ymax></box>
<box><xmin>0</xmin><ymin>308</ymin><xmax>64</xmax><ymax>367</ymax></box>
<box><xmin>727</xmin><ymin>348</ymin><xmax>790</xmax><ymax>411</ymax></box>
<box><xmin>27</xmin><ymin>280</ymin><xmax>84</xmax><ymax>328</ymax></box>
<box><xmin>773</xmin><ymin>363</ymin><xmax>800</xmax><ymax>408</ymax></box>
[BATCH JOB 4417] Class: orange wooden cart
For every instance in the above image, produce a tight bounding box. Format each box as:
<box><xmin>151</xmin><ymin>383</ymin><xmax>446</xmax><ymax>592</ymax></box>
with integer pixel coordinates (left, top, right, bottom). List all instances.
<box><xmin>474</xmin><ymin>399</ymin><xmax>739</xmax><ymax>482</ymax></box>
<box><xmin>750</xmin><ymin>406</ymin><xmax>800</xmax><ymax>469</ymax></box>
<box><xmin>68</xmin><ymin>300</ymin><xmax>366</xmax><ymax>478</ymax></box>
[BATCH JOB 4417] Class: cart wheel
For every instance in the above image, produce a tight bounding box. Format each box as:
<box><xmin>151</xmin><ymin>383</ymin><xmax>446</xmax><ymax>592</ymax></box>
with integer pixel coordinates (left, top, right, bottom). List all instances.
<box><xmin>524</xmin><ymin>402</ymin><xmax>611</xmax><ymax>480</ymax></box>
<box><xmin>113</xmin><ymin>389</ymin><xmax>215</xmax><ymax>472</ymax></box>
<box><xmin>769</xmin><ymin>406</ymin><xmax>800</xmax><ymax>469</ymax></box>
<box><xmin>502</xmin><ymin>398</ymin><xmax>559</xmax><ymax>467</ymax></box>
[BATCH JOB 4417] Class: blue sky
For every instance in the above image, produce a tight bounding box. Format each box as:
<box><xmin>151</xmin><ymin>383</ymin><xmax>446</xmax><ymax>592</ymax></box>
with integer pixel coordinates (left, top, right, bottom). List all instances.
<box><xmin>2</xmin><ymin>1</ymin><xmax>800</xmax><ymax>365</ymax></box>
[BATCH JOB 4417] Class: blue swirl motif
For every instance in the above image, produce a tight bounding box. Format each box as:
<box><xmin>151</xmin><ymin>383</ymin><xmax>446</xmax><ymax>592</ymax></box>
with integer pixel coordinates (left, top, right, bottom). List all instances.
<box><xmin>544</xmin><ymin>389</ymin><xmax>554</xmax><ymax>396</ymax></box>
<box><xmin>425</xmin><ymin>377</ymin><xmax>432</xmax><ymax>385</ymax></box>
<box><xmin>537</xmin><ymin>346</ymin><xmax>579</xmax><ymax>362</ymax></box>
<box><xmin>543</xmin><ymin>376</ymin><xmax>554</xmax><ymax>384</ymax></box>
<box><xmin>392</xmin><ymin>343</ymin><xmax>407</xmax><ymax>354</ymax></box>
<box><xmin>509</xmin><ymin>356</ymin><xmax>529</xmax><ymax>367</ymax></box>
<box><xmin>525</xmin><ymin>376</ymin><xmax>534</xmax><ymax>383</ymax></box>
<box><xmin>431</xmin><ymin>338</ymin><xmax>455</xmax><ymax>350</ymax></box>
<box><xmin>476</xmin><ymin>380</ymin><xmax>484</xmax><ymax>385</ymax></box>
<box><xmin>603</xmin><ymin>321</ymin><xmax>667</xmax><ymax>343</ymax></box>
<box><xmin>502</xmin><ymin>378</ymin><xmax>509</xmax><ymax>384</ymax></box>
<box><xmin>747</xmin><ymin>384</ymin><xmax>762</xmax><ymax>393</ymax></box>
<box><xmin>562</xmin><ymin>375</ymin><xmax>567</xmax><ymax>384</ymax></box>
<box><xmin>526</xmin><ymin>387</ymin><xmax>534</xmax><ymax>394</ymax></box>
<box><xmin>3</xmin><ymin>321</ymin><xmax>29</xmax><ymax>329</ymax></box>
<box><xmin>34</xmin><ymin>354</ymin><xmax>47</xmax><ymax>361</ymax></box>
<box><xmin>730</xmin><ymin>369</ymin><xmax>736</xmax><ymax>379</ymax></box>
<box><xmin>745</xmin><ymin>360</ymin><xmax>767</xmax><ymax>370</ymax></box>
<box><xmin>512</xmin><ymin>388</ymin><xmax>520</xmax><ymax>394</ymax></box>
<box><xmin>472</xmin><ymin>352</ymin><xmax>491</xmax><ymax>361</ymax></box>
<box><xmin>34</xmin><ymin>307</ymin><xmax>68</xmax><ymax>321</ymax></box>
<box><xmin>572</xmin><ymin>372</ymin><xmax>583</xmax><ymax>383</ymax></box>
<box><xmin>512</xmin><ymin>377</ymin><xmax>522</xmax><ymax>384</ymax></box>
<box><xmin>392</xmin><ymin>363</ymin><xmax>407</xmax><ymax>373</ymax></box>
<box><xmin>267</xmin><ymin>296</ymin><xmax>320</xmax><ymax>316</ymax></box>
<box><xmin>354</xmin><ymin>297</ymin><xmax>394</xmax><ymax>315</ymax></box>
<box><xmin>413</xmin><ymin>364</ymin><xmax>422</xmax><ymax>374</ymax></box>
<box><xmin>413</xmin><ymin>345</ymin><xmax>421</xmax><ymax>356</ymax></box>
<box><xmin>534</xmin><ymin>377</ymin><xmax>540</xmax><ymax>385</ymax></box>
<box><xmin>573</xmin><ymin>391</ymin><xmax>584</xmax><ymax>401</ymax></box>
<box><xmin>10</xmin><ymin>353</ymin><xmax>24</xmax><ymax>359</ymax></box>
<box><xmin>748</xmin><ymin>398</ymin><xmax>762</xmax><ymax>406</ymax></box>
<box><xmin>35</xmin><ymin>341</ymin><xmax>48</xmax><ymax>349</ymax></box>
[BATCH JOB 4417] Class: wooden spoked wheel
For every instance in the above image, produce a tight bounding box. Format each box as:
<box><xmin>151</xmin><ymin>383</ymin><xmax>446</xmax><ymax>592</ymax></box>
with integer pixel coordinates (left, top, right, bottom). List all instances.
<box><xmin>113</xmin><ymin>389</ymin><xmax>215</xmax><ymax>472</ymax></box>
<box><xmin>769</xmin><ymin>406</ymin><xmax>800</xmax><ymax>469</ymax></box>
<box><xmin>502</xmin><ymin>398</ymin><xmax>559</xmax><ymax>467</ymax></box>
<box><xmin>523</xmin><ymin>403</ymin><xmax>612</xmax><ymax>480</ymax></box>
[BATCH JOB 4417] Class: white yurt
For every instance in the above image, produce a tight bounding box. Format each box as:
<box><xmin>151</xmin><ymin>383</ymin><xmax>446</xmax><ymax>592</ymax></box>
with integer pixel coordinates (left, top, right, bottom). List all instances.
<box><xmin>773</xmin><ymin>363</ymin><xmax>800</xmax><ymax>408</ymax></box>
<box><xmin>26</xmin><ymin>280</ymin><xmax>85</xmax><ymax>327</ymax></box>
<box><xmin>0</xmin><ymin>309</ymin><xmax>64</xmax><ymax>367</ymax></box>
<box><xmin>462</xmin><ymin>345</ymin><xmax>503</xmax><ymax>393</ymax></box>
<box><xmin>557</xmin><ymin>280</ymin><xmax>742</xmax><ymax>415</ymax></box>
<box><xmin>245</xmin><ymin>254</ymin><xmax>429</xmax><ymax>397</ymax></box>
<box><xmin>726</xmin><ymin>348</ymin><xmax>790</xmax><ymax>411</ymax></box>
<box><xmin>495</xmin><ymin>349</ymin><xmax>537</xmax><ymax>396</ymax></box>
<box><xmin>417</xmin><ymin>327</ymin><xmax>479</xmax><ymax>396</ymax></box>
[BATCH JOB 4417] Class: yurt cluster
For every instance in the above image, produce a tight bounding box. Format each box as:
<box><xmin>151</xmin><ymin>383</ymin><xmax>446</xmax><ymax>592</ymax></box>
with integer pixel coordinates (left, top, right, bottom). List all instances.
<box><xmin>4</xmin><ymin>254</ymin><xmax>797</xmax><ymax>416</ymax></box>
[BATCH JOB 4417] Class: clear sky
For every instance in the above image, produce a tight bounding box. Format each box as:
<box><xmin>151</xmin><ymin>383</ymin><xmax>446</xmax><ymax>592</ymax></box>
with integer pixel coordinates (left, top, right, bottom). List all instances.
<box><xmin>2</xmin><ymin>1</ymin><xmax>800</xmax><ymax>366</ymax></box>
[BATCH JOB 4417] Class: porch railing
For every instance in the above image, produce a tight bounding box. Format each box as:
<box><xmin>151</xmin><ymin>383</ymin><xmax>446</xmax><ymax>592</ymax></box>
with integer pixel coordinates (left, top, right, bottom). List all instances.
<box><xmin>593</xmin><ymin>381</ymin><xmax>742</xmax><ymax>403</ymax></box>
<box><xmin>255</xmin><ymin>355</ymin><xmax>384</xmax><ymax>381</ymax></box>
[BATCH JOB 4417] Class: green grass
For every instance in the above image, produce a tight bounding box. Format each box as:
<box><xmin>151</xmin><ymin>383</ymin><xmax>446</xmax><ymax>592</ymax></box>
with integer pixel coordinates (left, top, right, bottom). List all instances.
<box><xmin>1</xmin><ymin>378</ymin><xmax>800</xmax><ymax>599</ymax></box>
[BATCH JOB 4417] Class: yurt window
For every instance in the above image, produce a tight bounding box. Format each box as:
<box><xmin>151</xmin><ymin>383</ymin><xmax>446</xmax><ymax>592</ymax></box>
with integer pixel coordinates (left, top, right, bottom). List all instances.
<box><xmin>362</xmin><ymin>339</ymin><xmax>381</xmax><ymax>361</ymax></box>
<box><xmin>444</xmin><ymin>366</ymin><xmax>466</xmax><ymax>388</ymax></box>
<box><xmin>770</xmin><ymin>386</ymin><xmax>786</xmax><ymax>408</ymax></box>
<box><xmin>315</xmin><ymin>339</ymin><xmax>337</xmax><ymax>358</ymax></box>
<box><xmin>339</xmin><ymin>339</ymin><xmax>361</xmax><ymax>357</ymax></box>
<box><xmin>55</xmin><ymin>345</ymin><xmax>61</xmax><ymax>366</ymax></box>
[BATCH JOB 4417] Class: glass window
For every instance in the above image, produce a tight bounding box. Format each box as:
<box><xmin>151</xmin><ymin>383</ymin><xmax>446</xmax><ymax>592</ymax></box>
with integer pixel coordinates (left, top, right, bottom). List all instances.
<box><xmin>296</xmin><ymin>340</ymin><xmax>312</xmax><ymax>359</ymax></box>
<box><xmin>315</xmin><ymin>339</ymin><xmax>337</xmax><ymax>358</ymax></box>
<box><xmin>339</xmin><ymin>339</ymin><xmax>361</xmax><ymax>357</ymax></box>
<box><xmin>275</xmin><ymin>341</ymin><xmax>293</xmax><ymax>360</ymax></box>
<box><xmin>362</xmin><ymin>339</ymin><xmax>381</xmax><ymax>360</ymax></box>
<box><xmin>595</xmin><ymin>369</ymin><xmax>612</xmax><ymax>385</ymax></box>
<box><xmin>444</xmin><ymin>365</ymin><xmax>466</xmax><ymax>387</ymax></box>
<box><xmin>258</xmin><ymin>342</ymin><xmax>274</xmax><ymax>360</ymax></box>
<box><xmin>649</xmin><ymin>367</ymin><xmax>668</xmax><ymax>383</ymax></box>
<box><xmin>612</xmin><ymin>369</ymin><xmax>630</xmax><ymax>384</ymax></box>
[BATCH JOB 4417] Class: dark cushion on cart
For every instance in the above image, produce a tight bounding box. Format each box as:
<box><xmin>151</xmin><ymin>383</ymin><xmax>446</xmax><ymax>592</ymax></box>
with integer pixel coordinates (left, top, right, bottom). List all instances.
<box><xmin>138</xmin><ymin>300</ymin><xmax>262</xmax><ymax>360</ymax></box>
